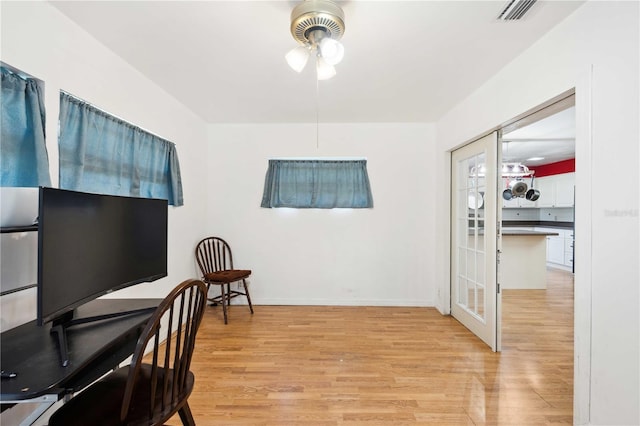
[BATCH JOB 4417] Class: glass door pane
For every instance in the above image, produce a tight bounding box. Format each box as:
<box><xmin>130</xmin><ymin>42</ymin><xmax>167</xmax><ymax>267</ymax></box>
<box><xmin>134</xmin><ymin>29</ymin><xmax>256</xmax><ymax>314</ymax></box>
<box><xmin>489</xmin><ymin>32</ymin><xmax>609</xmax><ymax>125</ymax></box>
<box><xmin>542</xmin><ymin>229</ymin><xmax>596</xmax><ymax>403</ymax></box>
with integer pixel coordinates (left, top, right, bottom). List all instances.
<box><xmin>455</xmin><ymin>151</ymin><xmax>486</xmax><ymax>321</ymax></box>
<box><xmin>450</xmin><ymin>131</ymin><xmax>498</xmax><ymax>351</ymax></box>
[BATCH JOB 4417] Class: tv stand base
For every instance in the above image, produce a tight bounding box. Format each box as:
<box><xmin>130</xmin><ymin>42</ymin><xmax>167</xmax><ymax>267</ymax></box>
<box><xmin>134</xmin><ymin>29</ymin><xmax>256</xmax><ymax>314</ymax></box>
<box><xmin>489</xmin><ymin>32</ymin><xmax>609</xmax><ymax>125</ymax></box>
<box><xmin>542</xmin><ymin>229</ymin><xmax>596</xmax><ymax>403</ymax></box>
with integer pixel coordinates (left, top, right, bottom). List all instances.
<box><xmin>50</xmin><ymin>307</ymin><xmax>156</xmax><ymax>367</ymax></box>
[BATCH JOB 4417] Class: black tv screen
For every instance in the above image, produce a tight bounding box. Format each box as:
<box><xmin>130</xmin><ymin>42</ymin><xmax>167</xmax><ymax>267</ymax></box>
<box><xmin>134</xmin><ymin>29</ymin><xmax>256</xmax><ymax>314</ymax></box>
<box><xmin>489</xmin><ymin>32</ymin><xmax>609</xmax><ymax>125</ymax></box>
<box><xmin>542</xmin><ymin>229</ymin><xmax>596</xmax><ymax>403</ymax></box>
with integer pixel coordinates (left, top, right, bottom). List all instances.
<box><xmin>37</xmin><ymin>187</ymin><xmax>168</xmax><ymax>326</ymax></box>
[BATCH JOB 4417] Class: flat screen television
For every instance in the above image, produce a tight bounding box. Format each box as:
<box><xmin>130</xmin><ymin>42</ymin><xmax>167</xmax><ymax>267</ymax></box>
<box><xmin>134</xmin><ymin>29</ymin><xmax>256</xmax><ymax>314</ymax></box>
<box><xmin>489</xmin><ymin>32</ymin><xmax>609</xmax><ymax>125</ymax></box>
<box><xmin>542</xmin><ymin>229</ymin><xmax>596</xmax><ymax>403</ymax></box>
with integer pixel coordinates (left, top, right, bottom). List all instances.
<box><xmin>37</xmin><ymin>187</ymin><xmax>168</xmax><ymax>327</ymax></box>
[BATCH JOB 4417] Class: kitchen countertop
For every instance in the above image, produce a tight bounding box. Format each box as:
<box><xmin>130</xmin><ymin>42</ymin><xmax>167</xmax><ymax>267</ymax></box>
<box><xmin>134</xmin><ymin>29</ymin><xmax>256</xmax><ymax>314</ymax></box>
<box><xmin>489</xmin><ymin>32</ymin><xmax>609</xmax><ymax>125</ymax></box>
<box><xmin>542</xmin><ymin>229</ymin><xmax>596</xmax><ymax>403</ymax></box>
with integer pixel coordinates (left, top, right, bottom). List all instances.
<box><xmin>470</xmin><ymin>229</ymin><xmax>559</xmax><ymax>236</ymax></box>
<box><xmin>502</xmin><ymin>229</ymin><xmax>559</xmax><ymax>236</ymax></box>
<box><xmin>502</xmin><ymin>220</ymin><xmax>573</xmax><ymax>230</ymax></box>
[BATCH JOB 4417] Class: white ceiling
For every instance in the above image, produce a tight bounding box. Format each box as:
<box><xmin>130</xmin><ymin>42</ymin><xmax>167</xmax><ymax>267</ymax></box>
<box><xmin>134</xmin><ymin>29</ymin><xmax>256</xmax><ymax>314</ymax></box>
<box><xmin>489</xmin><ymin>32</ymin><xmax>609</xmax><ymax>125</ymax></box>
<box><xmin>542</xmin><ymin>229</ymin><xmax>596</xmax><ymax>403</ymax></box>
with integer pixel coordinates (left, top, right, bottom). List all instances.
<box><xmin>49</xmin><ymin>1</ymin><xmax>579</xmax><ymax>165</ymax></box>
<box><xmin>50</xmin><ymin>0</ymin><xmax>584</xmax><ymax>126</ymax></box>
<box><xmin>503</xmin><ymin>106</ymin><xmax>576</xmax><ymax>166</ymax></box>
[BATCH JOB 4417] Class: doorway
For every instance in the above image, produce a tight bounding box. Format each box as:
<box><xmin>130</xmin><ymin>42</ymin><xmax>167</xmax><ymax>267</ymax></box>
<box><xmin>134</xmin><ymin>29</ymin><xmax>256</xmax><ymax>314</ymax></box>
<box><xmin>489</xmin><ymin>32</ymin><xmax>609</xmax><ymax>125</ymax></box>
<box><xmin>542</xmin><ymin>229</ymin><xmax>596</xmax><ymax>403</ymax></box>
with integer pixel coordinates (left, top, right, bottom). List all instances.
<box><xmin>499</xmin><ymin>94</ymin><xmax>576</xmax><ymax>411</ymax></box>
<box><xmin>450</xmin><ymin>92</ymin><xmax>576</xmax><ymax>352</ymax></box>
<box><xmin>448</xmin><ymin>89</ymin><xmax>582</xmax><ymax>421</ymax></box>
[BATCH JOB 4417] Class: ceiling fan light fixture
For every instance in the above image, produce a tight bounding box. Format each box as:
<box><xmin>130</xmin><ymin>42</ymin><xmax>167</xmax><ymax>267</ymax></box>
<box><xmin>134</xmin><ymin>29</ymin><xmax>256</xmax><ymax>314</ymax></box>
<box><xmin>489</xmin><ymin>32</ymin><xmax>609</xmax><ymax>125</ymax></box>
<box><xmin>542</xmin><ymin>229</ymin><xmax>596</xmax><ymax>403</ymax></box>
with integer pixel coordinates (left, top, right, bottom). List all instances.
<box><xmin>318</xmin><ymin>37</ymin><xmax>344</xmax><ymax>65</ymax></box>
<box><xmin>316</xmin><ymin>56</ymin><xmax>336</xmax><ymax>80</ymax></box>
<box><xmin>285</xmin><ymin>45</ymin><xmax>310</xmax><ymax>72</ymax></box>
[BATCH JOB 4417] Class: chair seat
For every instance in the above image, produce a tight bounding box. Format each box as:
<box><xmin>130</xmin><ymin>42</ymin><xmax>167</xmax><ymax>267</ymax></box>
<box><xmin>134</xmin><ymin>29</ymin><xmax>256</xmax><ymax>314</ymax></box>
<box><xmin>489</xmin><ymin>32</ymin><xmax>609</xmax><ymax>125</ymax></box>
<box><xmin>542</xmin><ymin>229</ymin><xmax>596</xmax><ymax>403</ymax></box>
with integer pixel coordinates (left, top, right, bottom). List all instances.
<box><xmin>204</xmin><ymin>269</ymin><xmax>251</xmax><ymax>283</ymax></box>
<box><xmin>49</xmin><ymin>364</ymin><xmax>194</xmax><ymax>426</ymax></box>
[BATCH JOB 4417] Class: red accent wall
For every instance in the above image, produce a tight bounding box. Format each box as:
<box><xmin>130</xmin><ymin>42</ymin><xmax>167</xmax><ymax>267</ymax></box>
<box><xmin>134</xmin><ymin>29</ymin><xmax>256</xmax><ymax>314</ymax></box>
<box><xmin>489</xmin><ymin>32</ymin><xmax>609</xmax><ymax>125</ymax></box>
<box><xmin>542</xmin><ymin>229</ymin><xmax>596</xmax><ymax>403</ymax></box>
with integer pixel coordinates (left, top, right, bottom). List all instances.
<box><xmin>530</xmin><ymin>159</ymin><xmax>575</xmax><ymax>177</ymax></box>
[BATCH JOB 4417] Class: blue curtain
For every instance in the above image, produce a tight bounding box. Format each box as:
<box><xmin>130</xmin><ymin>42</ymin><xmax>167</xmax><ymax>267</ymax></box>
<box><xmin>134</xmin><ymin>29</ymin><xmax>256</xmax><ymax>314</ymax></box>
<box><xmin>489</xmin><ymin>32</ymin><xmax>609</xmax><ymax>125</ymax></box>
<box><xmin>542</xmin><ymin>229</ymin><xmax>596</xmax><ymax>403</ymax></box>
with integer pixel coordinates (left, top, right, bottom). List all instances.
<box><xmin>58</xmin><ymin>92</ymin><xmax>183</xmax><ymax>206</ymax></box>
<box><xmin>261</xmin><ymin>159</ymin><xmax>373</xmax><ymax>208</ymax></box>
<box><xmin>1</xmin><ymin>67</ymin><xmax>51</xmax><ymax>187</ymax></box>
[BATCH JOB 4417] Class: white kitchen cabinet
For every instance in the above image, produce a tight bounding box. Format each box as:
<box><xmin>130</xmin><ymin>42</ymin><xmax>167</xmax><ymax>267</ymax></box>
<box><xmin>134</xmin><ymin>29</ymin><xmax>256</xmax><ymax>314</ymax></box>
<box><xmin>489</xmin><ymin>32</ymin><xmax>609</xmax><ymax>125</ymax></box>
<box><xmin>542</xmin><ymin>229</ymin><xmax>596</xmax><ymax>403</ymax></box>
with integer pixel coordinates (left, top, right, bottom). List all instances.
<box><xmin>502</xmin><ymin>196</ymin><xmax>520</xmax><ymax>208</ymax></box>
<box><xmin>554</xmin><ymin>173</ymin><xmax>575</xmax><ymax>207</ymax></box>
<box><xmin>518</xmin><ymin>197</ymin><xmax>537</xmax><ymax>208</ymax></box>
<box><xmin>534</xmin><ymin>176</ymin><xmax>554</xmax><ymax>207</ymax></box>
<box><xmin>563</xmin><ymin>233</ymin><xmax>574</xmax><ymax>269</ymax></box>
<box><xmin>547</xmin><ymin>233</ymin><xmax>565</xmax><ymax>264</ymax></box>
<box><xmin>535</xmin><ymin>227</ymin><xmax>574</xmax><ymax>271</ymax></box>
<box><xmin>564</xmin><ymin>252</ymin><xmax>574</xmax><ymax>267</ymax></box>
<box><xmin>533</xmin><ymin>173</ymin><xmax>574</xmax><ymax>208</ymax></box>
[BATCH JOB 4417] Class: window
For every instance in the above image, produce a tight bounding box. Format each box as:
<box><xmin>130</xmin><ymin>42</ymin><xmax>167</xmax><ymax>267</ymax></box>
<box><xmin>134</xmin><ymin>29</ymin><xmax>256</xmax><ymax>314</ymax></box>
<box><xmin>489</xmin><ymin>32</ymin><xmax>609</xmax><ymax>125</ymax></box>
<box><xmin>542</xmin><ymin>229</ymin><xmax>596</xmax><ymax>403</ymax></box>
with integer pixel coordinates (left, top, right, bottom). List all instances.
<box><xmin>1</xmin><ymin>65</ymin><xmax>51</xmax><ymax>187</ymax></box>
<box><xmin>58</xmin><ymin>92</ymin><xmax>183</xmax><ymax>206</ymax></box>
<box><xmin>261</xmin><ymin>158</ymin><xmax>373</xmax><ymax>209</ymax></box>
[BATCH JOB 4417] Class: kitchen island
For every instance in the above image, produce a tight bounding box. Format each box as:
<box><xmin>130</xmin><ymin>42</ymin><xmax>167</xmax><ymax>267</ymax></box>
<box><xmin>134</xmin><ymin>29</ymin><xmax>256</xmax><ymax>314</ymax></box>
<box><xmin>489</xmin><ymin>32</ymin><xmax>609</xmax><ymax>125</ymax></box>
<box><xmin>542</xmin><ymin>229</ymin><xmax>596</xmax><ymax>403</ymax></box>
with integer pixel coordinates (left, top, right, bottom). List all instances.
<box><xmin>501</xmin><ymin>229</ymin><xmax>559</xmax><ymax>289</ymax></box>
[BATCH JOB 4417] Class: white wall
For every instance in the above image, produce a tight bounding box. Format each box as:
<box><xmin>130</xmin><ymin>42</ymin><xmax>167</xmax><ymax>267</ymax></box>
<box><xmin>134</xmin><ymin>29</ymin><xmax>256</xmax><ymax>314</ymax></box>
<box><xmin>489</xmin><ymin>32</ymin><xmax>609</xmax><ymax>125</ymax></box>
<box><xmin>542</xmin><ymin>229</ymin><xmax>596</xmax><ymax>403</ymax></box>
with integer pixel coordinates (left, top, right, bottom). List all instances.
<box><xmin>435</xmin><ymin>1</ymin><xmax>639</xmax><ymax>424</ymax></box>
<box><xmin>206</xmin><ymin>123</ymin><xmax>436</xmax><ymax>306</ymax></box>
<box><xmin>0</xmin><ymin>1</ymin><xmax>208</xmax><ymax>330</ymax></box>
<box><xmin>3</xmin><ymin>1</ymin><xmax>637</xmax><ymax>424</ymax></box>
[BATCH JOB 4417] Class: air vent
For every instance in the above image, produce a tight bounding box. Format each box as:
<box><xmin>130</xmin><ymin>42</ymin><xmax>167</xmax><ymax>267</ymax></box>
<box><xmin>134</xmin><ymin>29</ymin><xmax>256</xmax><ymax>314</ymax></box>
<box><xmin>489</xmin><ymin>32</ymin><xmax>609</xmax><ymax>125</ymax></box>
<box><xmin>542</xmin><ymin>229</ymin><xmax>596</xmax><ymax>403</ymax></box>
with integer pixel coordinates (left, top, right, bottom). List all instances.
<box><xmin>498</xmin><ymin>0</ymin><xmax>537</xmax><ymax>20</ymax></box>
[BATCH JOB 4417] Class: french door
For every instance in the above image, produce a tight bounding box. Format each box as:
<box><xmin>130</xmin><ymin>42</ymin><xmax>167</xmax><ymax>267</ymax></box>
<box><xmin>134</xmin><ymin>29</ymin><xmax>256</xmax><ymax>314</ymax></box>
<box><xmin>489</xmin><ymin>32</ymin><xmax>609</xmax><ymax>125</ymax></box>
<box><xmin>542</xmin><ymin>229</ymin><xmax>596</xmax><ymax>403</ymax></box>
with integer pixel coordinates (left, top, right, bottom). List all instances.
<box><xmin>451</xmin><ymin>132</ymin><xmax>500</xmax><ymax>351</ymax></box>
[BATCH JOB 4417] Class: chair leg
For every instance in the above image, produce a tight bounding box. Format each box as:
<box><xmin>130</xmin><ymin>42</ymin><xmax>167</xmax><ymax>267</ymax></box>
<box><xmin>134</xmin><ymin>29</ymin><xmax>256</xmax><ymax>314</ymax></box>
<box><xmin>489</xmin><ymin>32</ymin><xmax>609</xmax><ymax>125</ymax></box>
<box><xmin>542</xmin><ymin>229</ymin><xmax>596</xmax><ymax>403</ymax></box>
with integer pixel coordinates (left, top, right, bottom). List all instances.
<box><xmin>178</xmin><ymin>402</ymin><xmax>196</xmax><ymax>426</ymax></box>
<box><xmin>205</xmin><ymin>283</ymin><xmax>218</xmax><ymax>306</ymax></box>
<box><xmin>242</xmin><ymin>279</ymin><xmax>254</xmax><ymax>314</ymax></box>
<box><xmin>221</xmin><ymin>283</ymin><xmax>228</xmax><ymax>324</ymax></box>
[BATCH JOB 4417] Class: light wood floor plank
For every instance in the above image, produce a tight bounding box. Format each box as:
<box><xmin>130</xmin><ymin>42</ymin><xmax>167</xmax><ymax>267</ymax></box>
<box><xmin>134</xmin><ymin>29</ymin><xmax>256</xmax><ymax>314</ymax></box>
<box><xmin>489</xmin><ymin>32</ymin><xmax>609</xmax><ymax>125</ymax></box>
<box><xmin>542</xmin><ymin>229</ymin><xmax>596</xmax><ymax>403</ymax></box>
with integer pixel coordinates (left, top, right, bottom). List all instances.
<box><xmin>171</xmin><ymin>268</ymin><xmax>573</xmax><ymax>425</ymax></box>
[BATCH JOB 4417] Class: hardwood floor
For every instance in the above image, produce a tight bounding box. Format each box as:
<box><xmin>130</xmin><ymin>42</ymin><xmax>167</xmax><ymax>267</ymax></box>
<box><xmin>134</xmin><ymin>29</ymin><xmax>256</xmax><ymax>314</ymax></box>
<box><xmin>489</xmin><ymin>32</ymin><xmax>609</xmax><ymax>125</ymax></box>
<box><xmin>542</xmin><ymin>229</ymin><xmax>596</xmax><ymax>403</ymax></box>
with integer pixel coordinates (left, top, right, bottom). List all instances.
<box><xmin>175</xmin><ymin>269</ymin><xmax>574</xmax><ymax>425</ymax></box>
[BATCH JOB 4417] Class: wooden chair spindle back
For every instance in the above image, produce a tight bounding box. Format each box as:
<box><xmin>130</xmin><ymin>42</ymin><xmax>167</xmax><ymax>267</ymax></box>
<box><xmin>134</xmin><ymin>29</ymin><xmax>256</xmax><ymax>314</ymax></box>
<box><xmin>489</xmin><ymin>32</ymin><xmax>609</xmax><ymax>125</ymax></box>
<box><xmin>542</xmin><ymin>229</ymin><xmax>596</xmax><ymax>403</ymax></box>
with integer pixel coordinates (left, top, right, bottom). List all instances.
<box><xmin>120</xmin><ymin>279</ymin><xmax>207</xmax><ymax>423</ymax></box>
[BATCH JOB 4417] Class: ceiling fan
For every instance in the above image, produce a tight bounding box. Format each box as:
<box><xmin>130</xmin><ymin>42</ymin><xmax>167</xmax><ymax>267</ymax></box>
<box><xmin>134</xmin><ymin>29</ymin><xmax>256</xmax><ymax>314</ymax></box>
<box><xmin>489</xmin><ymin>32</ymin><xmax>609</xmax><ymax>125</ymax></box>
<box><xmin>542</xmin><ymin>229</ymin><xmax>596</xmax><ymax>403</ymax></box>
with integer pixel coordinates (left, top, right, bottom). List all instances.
<box><xmin>284</xmin><ymin>0</ymin><xmax>346</xmax><ymax>80</ymax></box>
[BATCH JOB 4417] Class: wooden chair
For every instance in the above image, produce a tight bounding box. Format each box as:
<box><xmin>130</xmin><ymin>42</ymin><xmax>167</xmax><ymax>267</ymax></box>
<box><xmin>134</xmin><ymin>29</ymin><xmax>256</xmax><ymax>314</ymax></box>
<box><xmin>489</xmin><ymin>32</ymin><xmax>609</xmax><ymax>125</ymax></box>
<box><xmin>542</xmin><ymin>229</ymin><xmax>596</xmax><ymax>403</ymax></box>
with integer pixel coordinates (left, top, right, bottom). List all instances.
<box><xmin>48</xmin><ymin>279</ymin><xmax>208</xmax><ymax>426</ymax></box>
<box><xmin>195</xmin><ymin>236</ymin><xmax>254</xmax><ymax>324</ymax></box>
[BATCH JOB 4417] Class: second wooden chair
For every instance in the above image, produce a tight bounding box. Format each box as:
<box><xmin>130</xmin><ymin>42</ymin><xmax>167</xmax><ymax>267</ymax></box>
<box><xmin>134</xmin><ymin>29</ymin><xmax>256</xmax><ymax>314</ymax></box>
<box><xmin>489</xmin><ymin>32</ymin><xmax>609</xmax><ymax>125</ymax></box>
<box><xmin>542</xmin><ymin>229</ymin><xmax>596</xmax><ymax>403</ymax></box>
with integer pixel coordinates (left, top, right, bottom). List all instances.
<box><xmin>195</xmin><ymin>236</ymin><xmax>254</xmax><ymax>324</ymax></box>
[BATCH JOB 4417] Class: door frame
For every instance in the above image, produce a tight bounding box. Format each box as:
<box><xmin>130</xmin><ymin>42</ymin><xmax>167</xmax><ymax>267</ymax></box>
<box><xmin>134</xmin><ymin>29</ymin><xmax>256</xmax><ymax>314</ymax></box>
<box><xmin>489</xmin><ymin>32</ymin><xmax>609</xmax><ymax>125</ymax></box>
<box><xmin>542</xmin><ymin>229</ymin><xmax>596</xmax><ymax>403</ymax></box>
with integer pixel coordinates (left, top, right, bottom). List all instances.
<box><xmin>443</xmin><ymin>86</ymin><xmax>591</xmax><ymax>423</ymax></box>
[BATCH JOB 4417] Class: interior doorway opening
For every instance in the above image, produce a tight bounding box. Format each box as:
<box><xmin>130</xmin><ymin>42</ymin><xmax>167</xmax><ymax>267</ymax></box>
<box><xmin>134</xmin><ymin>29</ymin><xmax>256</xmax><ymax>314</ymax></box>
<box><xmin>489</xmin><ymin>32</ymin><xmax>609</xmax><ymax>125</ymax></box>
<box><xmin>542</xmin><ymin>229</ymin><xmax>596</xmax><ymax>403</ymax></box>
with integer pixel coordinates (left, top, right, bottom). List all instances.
<box><xmin>448</xmin><ymin>91</ymin><xmax>577</xmax><ymax>420</ymax></box>
<box><xmin>499</xmin><ymin>93</ymin><xmax>576</xmax><ymax>417</ymax></box>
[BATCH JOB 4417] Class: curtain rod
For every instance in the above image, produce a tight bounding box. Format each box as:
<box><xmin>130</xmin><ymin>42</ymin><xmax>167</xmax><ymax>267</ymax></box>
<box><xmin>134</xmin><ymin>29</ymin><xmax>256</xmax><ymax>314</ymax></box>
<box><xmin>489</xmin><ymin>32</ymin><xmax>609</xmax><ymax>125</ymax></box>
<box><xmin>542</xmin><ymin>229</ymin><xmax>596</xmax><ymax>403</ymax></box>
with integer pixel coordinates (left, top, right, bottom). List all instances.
<box><xmin>60</xmin><ymin>90</ymin><xmax>173</xmax><ymax>145</ymax></box>
<box><xmin>1</xmin><ymin>62</ymin><xmax>43</xmax><ymax>82</ymax></box>
<box><xmin>269</xmin><ymin>157</ymin><xmax>367</xmax><ymax>161</ymax></box>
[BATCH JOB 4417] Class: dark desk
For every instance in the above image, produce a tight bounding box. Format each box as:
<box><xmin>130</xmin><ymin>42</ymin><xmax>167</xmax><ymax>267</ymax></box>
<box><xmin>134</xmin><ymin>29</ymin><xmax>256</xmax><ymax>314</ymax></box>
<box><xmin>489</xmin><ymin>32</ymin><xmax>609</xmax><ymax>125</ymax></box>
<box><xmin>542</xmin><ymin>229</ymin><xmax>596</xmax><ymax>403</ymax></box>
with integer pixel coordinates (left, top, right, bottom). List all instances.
<box><xmin>1</xmin><ymin>298</ymin><xmax>160</xmax><ymax>423</ymax></box>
